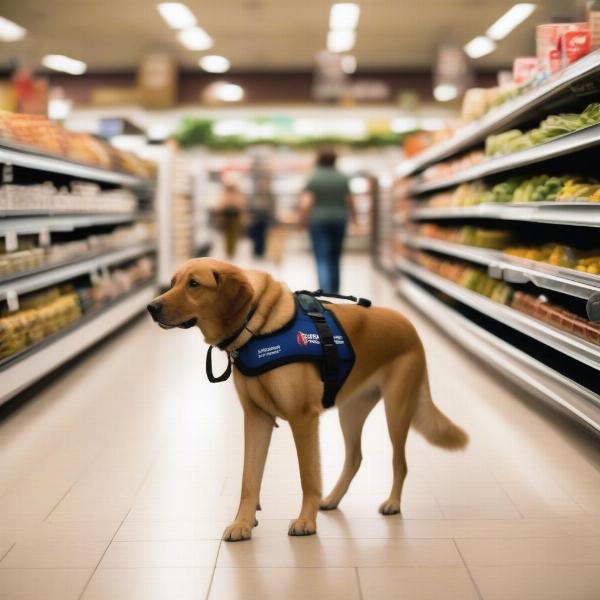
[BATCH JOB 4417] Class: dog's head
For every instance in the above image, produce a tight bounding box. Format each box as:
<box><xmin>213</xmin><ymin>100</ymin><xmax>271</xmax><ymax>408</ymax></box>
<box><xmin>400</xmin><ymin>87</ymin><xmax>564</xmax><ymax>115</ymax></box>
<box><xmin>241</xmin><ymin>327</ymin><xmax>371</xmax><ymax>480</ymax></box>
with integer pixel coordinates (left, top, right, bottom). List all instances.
<box><xmin>147</xmin><ymin>258</ymin><xmax>254</xmax><ymax>333</ymax></box>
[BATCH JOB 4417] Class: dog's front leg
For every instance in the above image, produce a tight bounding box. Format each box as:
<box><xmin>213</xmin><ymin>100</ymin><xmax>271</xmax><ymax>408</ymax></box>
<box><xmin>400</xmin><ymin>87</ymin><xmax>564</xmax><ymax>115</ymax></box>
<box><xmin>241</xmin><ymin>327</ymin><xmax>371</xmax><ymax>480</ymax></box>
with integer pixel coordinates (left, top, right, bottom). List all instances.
<box><xmin>288</xmin><ymin>410</ymin><xmax>321</xmax><ymax>536</ymax></box>
<box><xmin>223</xmin><ymin>404</ymin><xmax>273</xmax><ymax>542</ymax></box>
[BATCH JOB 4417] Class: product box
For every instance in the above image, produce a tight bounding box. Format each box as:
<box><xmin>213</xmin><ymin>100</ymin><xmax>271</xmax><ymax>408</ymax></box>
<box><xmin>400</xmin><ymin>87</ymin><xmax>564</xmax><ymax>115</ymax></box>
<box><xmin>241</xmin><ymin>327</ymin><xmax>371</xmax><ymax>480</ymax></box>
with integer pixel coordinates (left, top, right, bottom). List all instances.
<box><xmin>537</xmin><ymin>23</ymin><xmax>590</xmax><ymax>74</ymax></box>
<box><xmin>513</xmin><ymin>57</ymin><xmax>541</xmax><ymax>84</ymax></box>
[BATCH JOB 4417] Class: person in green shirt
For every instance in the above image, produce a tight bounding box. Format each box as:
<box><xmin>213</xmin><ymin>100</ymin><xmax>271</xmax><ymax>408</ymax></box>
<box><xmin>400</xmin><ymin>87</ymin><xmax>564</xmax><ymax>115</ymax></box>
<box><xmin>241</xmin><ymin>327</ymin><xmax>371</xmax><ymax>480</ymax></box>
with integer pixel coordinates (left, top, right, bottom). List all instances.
<box><xmin>299</xmin><ymin>149</ymin><xmax>356</xmax><ymax>293</ymax></box>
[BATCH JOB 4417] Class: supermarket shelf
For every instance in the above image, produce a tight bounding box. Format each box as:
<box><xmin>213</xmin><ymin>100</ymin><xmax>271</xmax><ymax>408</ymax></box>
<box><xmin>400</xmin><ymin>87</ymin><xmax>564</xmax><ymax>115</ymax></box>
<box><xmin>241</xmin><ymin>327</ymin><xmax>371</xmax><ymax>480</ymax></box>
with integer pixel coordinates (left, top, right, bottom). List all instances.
<box><xmin>0</xmin><ymin>282</ymin><xmax>156</xmax><ymax>405</ymax></box>
<box><xmin>398</xmin><ymin>277</ymin><xmax>600</xmax><ymax>436</ymax></box>
<box><xmin>412</xmin><ymin>201</ymin><xmax>600</xmax><ymax>228</ymax></box>
<box><xmin>0</xmin><ymin>242</ymin><xmax>156</xmax><ymax>301</ymax></box>
<box><xmin>396</xmin><ymin>49</ymin><xmax>600</xmax><ymax>179</ymax></box>
<box><xmin>0</xmin><ymin>212</ymin><xmax>147</xmax><ymax>235</ymax></box>
<box><xmin>411</xmin><ymin>123</ymin><xmax>600</xmax><ymax>195</ymax></box>
<box><xmin>0</xmin><ymin>141</ymin><xmax>147</xmax><ymax>187</ymax></box>
<box><xmin>406</xmin><ymin>235</ymin><xmax>600</xmax><ymax>300</ymax></box>
<box><xmin>396</xmin><ymin>257</ymin><xmax>600</xmax><ymax>370</ymax></box>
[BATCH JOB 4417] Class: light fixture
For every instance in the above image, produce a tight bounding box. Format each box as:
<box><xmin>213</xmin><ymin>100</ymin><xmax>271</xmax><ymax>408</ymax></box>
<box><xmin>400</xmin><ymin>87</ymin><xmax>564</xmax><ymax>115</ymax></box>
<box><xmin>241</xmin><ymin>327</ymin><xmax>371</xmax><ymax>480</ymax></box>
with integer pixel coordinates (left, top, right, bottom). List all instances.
<box><xmin>433</xmin><ymin>83</ymin><xmax>458</xmax><ymax>102</ymax></box>
<box><xmin>42</xmin><ymin>55</ymin><xmax>87</xmax><ymax>75</ymax></box>
<box><xmin>327</xmin><ymin>30</ymin><xmax>355</xmax><ymax>53</ymax></box>
<box><xmin>341</xmin><ymin>55</ymin><xmax>357</xmax><ymax>74</ymax></box>
<box><xmin>486</xmin><ymin>3</ymin><xmax>536</xmax><ymax>41</ymax></box>
<box><xmin>177</xmin><ymin>26</ymin><xmax>213</xmax><ymax>50</ymax></box>
<box><xmin>0</xmin><ymin>16</ymin><xmax>26</xmax><ymax>42</ymax></box>
<box><xmin>464</xmin><ymin>36</ymin><xmax>496</xmax><ymax>59</ymax></box>
<box><xmin>329</xmin><ymin>3</ymin><xmax>360</xmax><ymax>31</ymax></box>
<box><xmin>215</xmin><ymin>83</ymin><xmax>244</xmax><ymax>102</ymax></box>
<box><xmin>390</xmin><ymin>117</ymin><xmax>419</xmax><ymax>133</ymax></box>
<box><xmin>157</xmin><ymin>3</ymin><xmax>197</xmax><ymax>29</ymax></box>
<box><xmin>199</xmin><ymin>55</ymin><xmax>230</xmax><ymax>73</ymax></box>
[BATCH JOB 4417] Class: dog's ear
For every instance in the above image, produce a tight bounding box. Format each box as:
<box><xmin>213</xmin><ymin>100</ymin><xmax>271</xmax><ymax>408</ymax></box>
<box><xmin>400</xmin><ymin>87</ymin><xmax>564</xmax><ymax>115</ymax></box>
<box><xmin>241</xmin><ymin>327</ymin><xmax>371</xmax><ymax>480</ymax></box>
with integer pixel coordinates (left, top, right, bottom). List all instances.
<box><xmin>216</xmin><ymin>269</ymin><xmax>253</xmax><ymax>319</ymax></box>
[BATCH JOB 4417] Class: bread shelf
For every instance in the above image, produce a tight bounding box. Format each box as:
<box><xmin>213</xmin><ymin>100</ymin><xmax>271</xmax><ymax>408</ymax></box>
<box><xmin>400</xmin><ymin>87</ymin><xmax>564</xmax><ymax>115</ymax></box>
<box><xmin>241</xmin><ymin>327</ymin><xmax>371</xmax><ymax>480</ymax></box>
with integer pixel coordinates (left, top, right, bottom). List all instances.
<box><xmin>0</xmin><ymin>282</ymin><xmax>155</xmax><ymax>405</ymax></box>
<box><xmin>412</xmin><ymin>201</ymin><xmax>600</xmax><ymax>228</ymax></box>
<box><xmin>397</xmin><ymin>49</ymin><xmax>600</xmax><ymax>179</ymax></box>
<box><xmin>398</xmin><ymin>277</ymin><xmax>600</xmax><ymax>436</ymax></box>
<box><xmin>405</xmin><ymin>235</ymin><xmax>600</xmax><ymax>301</ymax></box>
<box><xmin>410</xmin><ymin>123</ymin><xmax>600</xmax><ymax>195</ymax></box>
<box><xmin>0</xmin><ymin>242</ymin><xmax>156</xmax><ymax>301</ymax></box>
<box><xmin>0</xmin><ymin>141</ymin><xmax>148</xmax><ymax>187</ymax></box>
<box><xmin>396</xmin><ymin>257</ymin><xmax>600</xmax><ymax>370</ymax></box>
<box><xmin>0</xmin><ymin>212</ymin><xmax>147</xmax><ymax>235</ymax></box>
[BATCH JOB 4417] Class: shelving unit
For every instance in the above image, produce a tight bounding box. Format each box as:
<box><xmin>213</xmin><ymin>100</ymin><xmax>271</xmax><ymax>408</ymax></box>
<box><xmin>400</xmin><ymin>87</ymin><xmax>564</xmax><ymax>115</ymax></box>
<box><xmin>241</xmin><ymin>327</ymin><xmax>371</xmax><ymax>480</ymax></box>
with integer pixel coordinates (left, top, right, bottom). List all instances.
<box><xmin>0</xmin><ymin>138</ymin><xmax>157</xmax><ymax>406</ymax></box>
<box><xmin>396</xmin><ymin>48</ymin><xmax>600</xmax><ymax>178</ymax></box>
<box><xmin>386</xmin><ymin>53</ymin><xmax>600</xmax><ymax>436</ymax></box>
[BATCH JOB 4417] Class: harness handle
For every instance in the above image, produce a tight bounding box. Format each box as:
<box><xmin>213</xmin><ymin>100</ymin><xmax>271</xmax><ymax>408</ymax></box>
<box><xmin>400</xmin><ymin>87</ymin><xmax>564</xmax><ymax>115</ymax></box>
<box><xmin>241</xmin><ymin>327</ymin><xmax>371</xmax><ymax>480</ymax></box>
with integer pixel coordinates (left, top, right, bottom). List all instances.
<box><xmin>295</xmin><ymin>289</ymin><xmax>371</xmax><ymax>308</ymax></box>
<box><xmin>206</xmin><ymin>345</ymin><xmax>232</xmax><ymax>383</ymax></box>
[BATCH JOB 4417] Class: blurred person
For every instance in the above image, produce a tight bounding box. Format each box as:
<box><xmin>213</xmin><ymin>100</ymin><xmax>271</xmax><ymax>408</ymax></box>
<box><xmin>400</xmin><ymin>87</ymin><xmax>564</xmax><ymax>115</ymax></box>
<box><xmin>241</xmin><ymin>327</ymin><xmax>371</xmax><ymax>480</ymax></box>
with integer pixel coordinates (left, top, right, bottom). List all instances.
<box><xmin>218</xmin><ymin>178</ymin><xmax>246</xmax><ymax>258</ymax></box>
<box><xmin>248</xmin><ymin>157</ymin><xmax>276</xmax><ymax>258</ymax></box>
<box><xmin>299</xmin><ymin>149</ymin><xmax>356</xmax><ymax>293</ymax></box>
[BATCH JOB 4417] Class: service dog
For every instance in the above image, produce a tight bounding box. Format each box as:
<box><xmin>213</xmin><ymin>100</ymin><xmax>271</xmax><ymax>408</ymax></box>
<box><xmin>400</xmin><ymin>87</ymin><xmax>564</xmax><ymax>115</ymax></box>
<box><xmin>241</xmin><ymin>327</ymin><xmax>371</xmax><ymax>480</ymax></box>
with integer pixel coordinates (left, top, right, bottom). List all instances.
<box><xmin>148</xmin><ymin>258</ymin><xmax>468</xmax><ymax>541</ymax></box>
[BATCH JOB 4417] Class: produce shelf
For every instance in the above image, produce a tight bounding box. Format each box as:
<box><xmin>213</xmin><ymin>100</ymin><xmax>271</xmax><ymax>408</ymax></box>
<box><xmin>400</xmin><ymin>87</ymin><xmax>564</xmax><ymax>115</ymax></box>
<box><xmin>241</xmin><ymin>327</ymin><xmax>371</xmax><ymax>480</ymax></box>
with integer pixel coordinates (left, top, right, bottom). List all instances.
<box><xmin>0</xmin><ymin>141</ymin><xmax>148</xmax><ymax>187</ymax></box>
<box><xmin>396</xmin><ymin>49</ymin><xmax>600</xmax><ymax>179</ymax></box>
<box><xmin>0</xmin><ymin>242</ymin><xmax>156</xmax><ymax>302</ymax></box>
<box><xmin>410</xmin><ymin>123</ymin><xmax>600</xmax><ymax>195</ymax></box>
<box><xmin>0</xmin><ymin>212</ymin><xmax>146</xmax><ymax>235</ymax></box>
<box><xmin>398</xmin><ymin>276</ymin><xmax>600</xmax><ymax>436</ymax></box>
<box><xmin>396</xmin><ymin>257</ymin><xmax>600</xmax><ymax>370</ymax></box>
<box><xmin>405</xmin><ymin>235</ymin><xmax>600</xmax><ymax>300</ymax></box>
<box><xmin>412</xmin><ymin>201</ymin><xmax>600</xmax><ymax>228</ymax></box>
<box><xmin>0</xmin><ymin>281</ymin><xmax>156</xmax><ymax>405</ymax></box>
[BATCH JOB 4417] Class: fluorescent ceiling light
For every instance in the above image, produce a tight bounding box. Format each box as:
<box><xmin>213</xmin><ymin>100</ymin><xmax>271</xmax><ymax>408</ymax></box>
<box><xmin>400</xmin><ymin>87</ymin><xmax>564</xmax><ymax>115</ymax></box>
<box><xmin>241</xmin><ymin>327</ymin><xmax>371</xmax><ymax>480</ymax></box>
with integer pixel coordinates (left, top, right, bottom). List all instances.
<box><xmin>42</xmin><ymin>54</ymin><xmax>87</xmax><ymax>75</ymax></box>
<box><xmin>177</xmin><ymin>26</ymin><xmax>213</xmax><ymax>50</ymax></box>
<box><xmin>464</xmin><ymin>35</ymin><xmax>496</xmax><ymax>59</ymax></box>
<box><xmin>0</xmin><ymin>16</ymin><xmax>26</xmax><ymax>42</ymax></box>
<box><xmin>391</xmin><ymin>117</ymin><xmax>419</xmax><ymax>133</ymax></box>
<box><xmin>327</xmin><ymin>30</ymin><xmax>355</xmax><ymax>53</ymax></box>
<box><xmin>329</xmin><ymin>3</ymin><xmax>360</xmax><ymax>31</ymax></box>
<box><xmin>215</xmin><ymin>83</ymin><xmax>244</xmax><ymax>102</ymax></box>
<box><xmin>157</xmin><ymin>3</ymin><xmax>196</xmax><ymax>29</ymax></box>
<box><xmin>341</xmin><ymin>55</ymin><xmax>357</xmax><ymax>74</ymax></box>
<box><xmin>433</xmin><ymin>83</ymin><xmax>458</xmax><ymax>102</ymax></box>
<box><xmin>486</xmin><ymin>3</ymin><xmax>536</xmax><ymax>41</ymax></box>
<box><xmin>199</xmin><ymin>55</ymin><xmax>230</xmax><ymax>73</ymax></box>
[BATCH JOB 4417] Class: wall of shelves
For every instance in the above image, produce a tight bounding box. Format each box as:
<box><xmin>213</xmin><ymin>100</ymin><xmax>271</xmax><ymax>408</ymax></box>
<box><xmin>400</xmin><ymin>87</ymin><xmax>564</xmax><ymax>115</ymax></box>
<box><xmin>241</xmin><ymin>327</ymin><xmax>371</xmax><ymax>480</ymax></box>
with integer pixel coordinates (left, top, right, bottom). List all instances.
<box><xmin>0</xmin><ymin>136</ymin><xmax>157</xmax><ymax>406</ymax></box>
<box><xmin>383</xmin><ymin>54</ymin><xmax>600</xmax><ymax>436</ymax></box>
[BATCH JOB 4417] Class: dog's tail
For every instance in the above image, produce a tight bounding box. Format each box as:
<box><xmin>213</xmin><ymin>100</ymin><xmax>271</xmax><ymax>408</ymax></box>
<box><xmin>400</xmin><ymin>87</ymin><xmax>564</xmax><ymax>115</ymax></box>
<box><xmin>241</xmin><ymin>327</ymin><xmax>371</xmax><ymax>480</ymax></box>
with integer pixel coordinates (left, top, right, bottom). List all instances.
<box><xmin>412</xmin><ymin>373</ymin><xmax>469</xmax><ymax>450</ymax></box>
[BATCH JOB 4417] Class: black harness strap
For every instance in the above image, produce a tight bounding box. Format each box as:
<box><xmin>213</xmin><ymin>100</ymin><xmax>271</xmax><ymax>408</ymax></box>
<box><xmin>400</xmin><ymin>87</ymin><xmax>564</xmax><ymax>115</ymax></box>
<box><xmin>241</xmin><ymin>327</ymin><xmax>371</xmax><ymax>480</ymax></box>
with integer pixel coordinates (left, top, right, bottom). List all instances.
<box><xmin>206</xmin><ymin>345</ymin><xmax>232</xmax><ymax>383</ymax></box>
<box><xmin>296</xmin><ymin>292</ymin><xmax>339</xmax><ymax>409</ymax></box>
<box><xmin>296</xmin><ymin>289</ymin><xmax>372</xmax><ymax>308</ymax></box>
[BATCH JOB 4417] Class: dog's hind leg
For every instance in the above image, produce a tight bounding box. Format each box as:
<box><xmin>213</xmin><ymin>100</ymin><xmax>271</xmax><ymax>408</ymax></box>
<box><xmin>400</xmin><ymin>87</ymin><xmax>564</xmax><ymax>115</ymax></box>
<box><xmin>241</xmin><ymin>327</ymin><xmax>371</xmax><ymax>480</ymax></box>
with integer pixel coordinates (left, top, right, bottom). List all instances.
<box><xmin>379</xmin><ymin>351</ymin><xmax>423</xmax><ymax>516</ymax></box>
<box><xmin>320</xmin><ymin>387</ymin><xmax>380</xmax><ymax>510</ymax></box>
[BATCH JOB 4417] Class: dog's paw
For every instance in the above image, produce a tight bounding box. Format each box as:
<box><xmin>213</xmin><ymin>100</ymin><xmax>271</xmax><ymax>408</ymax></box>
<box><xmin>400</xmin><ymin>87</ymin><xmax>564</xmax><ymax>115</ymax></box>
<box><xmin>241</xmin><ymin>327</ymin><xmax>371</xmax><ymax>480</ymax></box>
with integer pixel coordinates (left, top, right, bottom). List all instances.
<box><xmin>223</xmin><ymin>521</ymin><xmax>252</xmax><ymax>542</ymax></box>
<box><xmin>378</xmin><ymin>498</ymin><xmax>401</xmax><ymax>516</ymax></box>
<box><xmin>288</xmin><ymin>518</ymin><xmax>317</xmax><ymax>536</ymax></box>
<box><xmin>319</xmin><ymin>496</ymin><xmax>339</xmax><ymax>511</ymax></box>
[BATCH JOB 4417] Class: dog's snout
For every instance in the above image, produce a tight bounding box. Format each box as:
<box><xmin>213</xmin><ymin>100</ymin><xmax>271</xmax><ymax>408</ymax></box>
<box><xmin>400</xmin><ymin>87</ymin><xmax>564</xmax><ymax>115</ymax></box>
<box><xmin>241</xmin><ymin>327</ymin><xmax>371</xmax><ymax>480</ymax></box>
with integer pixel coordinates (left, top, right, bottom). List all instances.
<box><xmin>147</xmin><ymin>302</ymin><xmax>162</xmax><ymax>319</ymax></box>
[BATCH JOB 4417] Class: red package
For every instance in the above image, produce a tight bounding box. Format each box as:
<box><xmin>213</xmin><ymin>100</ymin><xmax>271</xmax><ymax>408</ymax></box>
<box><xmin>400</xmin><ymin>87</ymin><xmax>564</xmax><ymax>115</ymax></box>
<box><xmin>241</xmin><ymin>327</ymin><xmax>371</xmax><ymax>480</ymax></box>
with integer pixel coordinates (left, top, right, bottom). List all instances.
<box><xmin>513</xmin><ymin>58</ymin><xmax>540</xmax><ymax>85</ymax></box>
<box><xmin>560</xmin><ymin>29</ymin><xmax>591</xmax><ymax>65</ymax></box>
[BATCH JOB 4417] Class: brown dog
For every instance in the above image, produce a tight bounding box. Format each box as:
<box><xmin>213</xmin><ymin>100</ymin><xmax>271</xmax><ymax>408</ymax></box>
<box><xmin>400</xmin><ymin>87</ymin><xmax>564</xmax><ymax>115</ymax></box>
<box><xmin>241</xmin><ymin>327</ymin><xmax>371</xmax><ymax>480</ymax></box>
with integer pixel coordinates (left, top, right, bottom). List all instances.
<box><xmin>148</xmin><ymin>258</ymin><xmax>468</xmax><ymax>541</ymax></box>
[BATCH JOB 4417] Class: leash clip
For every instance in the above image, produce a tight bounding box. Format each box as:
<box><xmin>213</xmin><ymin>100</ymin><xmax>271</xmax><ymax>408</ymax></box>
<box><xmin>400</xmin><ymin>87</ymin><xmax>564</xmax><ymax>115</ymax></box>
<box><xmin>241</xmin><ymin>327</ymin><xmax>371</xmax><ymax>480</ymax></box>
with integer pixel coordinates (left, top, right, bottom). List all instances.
<box><xmin>206</xmin><ymin>345</ymin><xmax>233</xmax><ymax>383</ymax></box>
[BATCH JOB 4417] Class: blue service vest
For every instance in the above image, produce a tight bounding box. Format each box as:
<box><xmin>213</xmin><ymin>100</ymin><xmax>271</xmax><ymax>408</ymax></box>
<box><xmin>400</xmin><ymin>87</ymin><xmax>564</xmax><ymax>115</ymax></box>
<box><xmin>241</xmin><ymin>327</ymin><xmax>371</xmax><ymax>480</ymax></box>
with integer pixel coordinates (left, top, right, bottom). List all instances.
<box><xmin>232</xmin><ymin>297</ymin><xmax>355</xmax><ymax>408</ymax></box>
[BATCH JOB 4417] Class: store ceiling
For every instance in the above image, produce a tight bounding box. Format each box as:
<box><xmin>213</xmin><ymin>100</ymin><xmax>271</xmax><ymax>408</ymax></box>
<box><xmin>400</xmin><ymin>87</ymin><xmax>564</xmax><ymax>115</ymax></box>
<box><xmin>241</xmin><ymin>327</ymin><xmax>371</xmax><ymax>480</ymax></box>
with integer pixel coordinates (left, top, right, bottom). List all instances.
<box><xmin>0</xmin><ymin>0</ymin><xmax>579</xmax><ymax>73</ymax></box>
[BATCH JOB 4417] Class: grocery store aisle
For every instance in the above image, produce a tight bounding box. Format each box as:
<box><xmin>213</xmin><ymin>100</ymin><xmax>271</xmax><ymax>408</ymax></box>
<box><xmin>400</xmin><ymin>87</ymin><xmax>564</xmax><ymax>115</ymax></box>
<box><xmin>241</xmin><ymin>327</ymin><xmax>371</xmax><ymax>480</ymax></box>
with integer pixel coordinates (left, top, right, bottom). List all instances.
<box><xmin>1</xmin><ymin>251</ymin><xmax>600</xmax><ymax>600</ymax></box>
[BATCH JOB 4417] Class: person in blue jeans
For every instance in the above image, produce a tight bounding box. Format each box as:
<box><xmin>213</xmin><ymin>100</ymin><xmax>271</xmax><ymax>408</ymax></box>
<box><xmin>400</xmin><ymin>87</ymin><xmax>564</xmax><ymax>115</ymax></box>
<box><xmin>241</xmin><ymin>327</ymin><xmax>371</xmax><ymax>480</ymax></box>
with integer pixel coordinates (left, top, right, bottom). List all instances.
<box><xmin>299</xmin><ymin>149</ymin><xmax>356</xmax><ymax>293</ymax></box>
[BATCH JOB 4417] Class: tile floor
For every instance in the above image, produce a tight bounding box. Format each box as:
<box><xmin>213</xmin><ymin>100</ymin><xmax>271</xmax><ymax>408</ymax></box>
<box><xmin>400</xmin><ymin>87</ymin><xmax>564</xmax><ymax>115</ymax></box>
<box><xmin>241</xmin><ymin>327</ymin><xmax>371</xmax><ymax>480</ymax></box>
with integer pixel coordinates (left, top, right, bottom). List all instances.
<box><xmin>1</xmin><ymin>248</ymin><xmax>600</xmax><ymax>599</ymax></box>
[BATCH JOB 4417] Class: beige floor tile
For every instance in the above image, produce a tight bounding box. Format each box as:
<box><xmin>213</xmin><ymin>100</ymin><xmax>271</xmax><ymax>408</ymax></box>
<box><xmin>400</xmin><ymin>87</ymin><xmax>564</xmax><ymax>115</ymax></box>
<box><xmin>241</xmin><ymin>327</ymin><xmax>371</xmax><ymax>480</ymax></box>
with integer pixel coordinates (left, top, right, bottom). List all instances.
<box><xmin>99</xmin><ymin>540</ymin><xmax>220</xmax><ymax>568</ymax></box>
<box><xmin>208</xmin><ymin>567</ymin><xmax>360</xmax><ymax>600</ymax></box>
<box><xmin>0</xmin><ymin>540</ymin><xmax>107</xmax><ymax>569</ymax></box>
<box><xmin>252</xmin><ymin>515</ymin><xmax>566</xmax><ymax>540</ymax></box>
<box><xmin>555</xmin><ymin>516</ymin><xmax>600</xmax><ymax>537</ymax></box>
<box><xmin>457</xmin><ymin>536</ymin><xmax>600</xmax><ymax>566</ymax></box>
<box><xmin>217</xmin><ymin>536</ymin><xmax>461</xmax><ymax>568</ymax></box>
<box><xmin>0</xmin><ymin>542</ymin><xmax>14</xmax><ymax>562</ymax></box>
<box><xmin>82</xmin><ymin>567</ymin><xmax>213</xmax><ymax>600</ymax></box>
<box><xmin>0</xmin><ymin>569</ymin><xmax>91</xmax><ymax>600</ymax></box>
<box><xmin>359</xmin><ymin>566</ymin><xmax>479</xmax><ymax>600</ymax></box>
<box><xmin>470</xmin><ymin>564</ymin><xmax>600</xmax><ymax>600</ymax></box>
<box><xmin>46</xmin><ymin>496</ymin><xmax>133</xmax><ymax>522</ymax></box>
<box><xmin>11</xmin><ymin>520</ymin><xmax>122</xmax><ymax>544</ymax></box>
<box><xmin>115</xmin><ymin>519</ymin><xmax>227</xmax><ymax>541</ymax></box>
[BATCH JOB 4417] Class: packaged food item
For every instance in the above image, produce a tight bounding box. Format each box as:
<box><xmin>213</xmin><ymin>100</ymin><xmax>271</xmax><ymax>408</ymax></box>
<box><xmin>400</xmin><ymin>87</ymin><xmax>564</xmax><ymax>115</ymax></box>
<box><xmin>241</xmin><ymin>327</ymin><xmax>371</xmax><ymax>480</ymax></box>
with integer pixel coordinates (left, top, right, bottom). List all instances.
<box><xmin>513</xmin><ymin>57</ymin><xmax>541</xmax><ymax>85</ymax></box>
<box><xmin>560</xmin><ymin>28</ymin><xmax>591</xmax><ymax>66</ymax></box>
<box><xmin>537</xmin><ymin>23</ymin><xmax>590</xmax><ymax>74</ymax></box>
<box><xmin>588</xmin><ymin>0</ymin><xmax>600</xmax><ymax>49</ymax></box>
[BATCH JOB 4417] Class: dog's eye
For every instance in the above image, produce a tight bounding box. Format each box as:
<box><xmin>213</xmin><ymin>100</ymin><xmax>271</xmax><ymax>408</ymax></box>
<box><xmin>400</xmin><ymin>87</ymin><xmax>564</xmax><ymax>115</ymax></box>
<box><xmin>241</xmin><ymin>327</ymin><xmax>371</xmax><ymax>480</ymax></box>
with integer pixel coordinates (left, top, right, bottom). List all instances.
<box><xmin>188</xmin><ymin>279</ymin><xmax>200</xmax><ymax>288</ymax></box>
